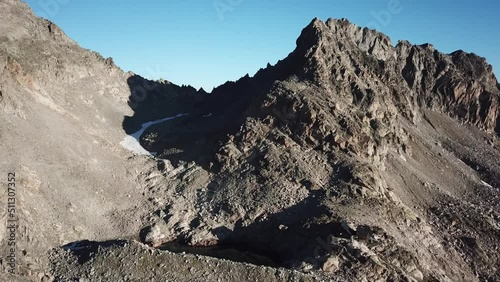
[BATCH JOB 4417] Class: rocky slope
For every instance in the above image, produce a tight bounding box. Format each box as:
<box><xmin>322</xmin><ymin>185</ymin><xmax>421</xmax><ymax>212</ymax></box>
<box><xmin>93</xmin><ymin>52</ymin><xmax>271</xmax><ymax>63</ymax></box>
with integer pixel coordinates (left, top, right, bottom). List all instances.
<box><xmin>0</xmin><ymin>0</ymin><xmax>204</xmax><ymax>280</ymax></box>
<box><xmin>0</xmin><ymin>0</ymin><xmax>499</xmax><ymax>281</ymax></box>
<box><xmin>136</xmin><ymin>18</ymin><xmax>500</xmax><ymax>281</ymax></box>
<box><xmin>0</xmin><ymin>0</ymin><xmax>151</xmax><ymax>278</ymax></box>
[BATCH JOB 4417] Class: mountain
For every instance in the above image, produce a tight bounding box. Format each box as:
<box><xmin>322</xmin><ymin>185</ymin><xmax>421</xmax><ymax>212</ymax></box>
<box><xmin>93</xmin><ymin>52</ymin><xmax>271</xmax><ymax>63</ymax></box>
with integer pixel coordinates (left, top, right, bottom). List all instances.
<box><xmin>132</xmin><ymin>18</ymin><xmax>500</xmax><ymax>281</ymax></box>
<box><xmin>0</xmin><ymin>1</ymin><xmax>499</xmax><ymax>281</ymax></box>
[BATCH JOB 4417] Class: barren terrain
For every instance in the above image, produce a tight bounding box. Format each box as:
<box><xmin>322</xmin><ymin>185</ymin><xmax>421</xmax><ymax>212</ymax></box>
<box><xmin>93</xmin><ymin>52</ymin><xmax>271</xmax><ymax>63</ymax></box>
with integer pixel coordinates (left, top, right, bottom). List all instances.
<box><xmin>0</xmin><ymin>1</ymin><xmax>499</xmax><ymax>281</ymax></box>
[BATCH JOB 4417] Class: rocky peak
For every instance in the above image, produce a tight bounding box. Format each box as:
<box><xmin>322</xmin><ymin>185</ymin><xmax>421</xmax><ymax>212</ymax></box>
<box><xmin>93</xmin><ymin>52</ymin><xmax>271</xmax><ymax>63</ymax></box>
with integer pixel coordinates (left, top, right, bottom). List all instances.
<box><xmin>297</xmin><ymin>18</ymin><xmax>393</xmax><ymax>62</ymax></box>
<box><xmin>283</xmin><ymin>18</ymin><xmax>500</xmax><ymax>136</ymax></box>
<box><xmin>393</xmin><ymin>39</ymin><xmax>500</xmax><ymax>134</ymax></box>
<box><xmin>188</xmin><ymin>18</ymin><xmax>499</xmax><ymax>175</ymax></box>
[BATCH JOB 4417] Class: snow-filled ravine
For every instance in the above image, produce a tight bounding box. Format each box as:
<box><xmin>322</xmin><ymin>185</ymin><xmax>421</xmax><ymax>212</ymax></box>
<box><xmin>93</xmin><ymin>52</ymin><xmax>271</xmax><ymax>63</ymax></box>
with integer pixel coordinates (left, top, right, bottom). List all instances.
<box><xmin>120</xmin><ymin>113</ymin><xmax>187</xmax><ymax>156</ymax></box>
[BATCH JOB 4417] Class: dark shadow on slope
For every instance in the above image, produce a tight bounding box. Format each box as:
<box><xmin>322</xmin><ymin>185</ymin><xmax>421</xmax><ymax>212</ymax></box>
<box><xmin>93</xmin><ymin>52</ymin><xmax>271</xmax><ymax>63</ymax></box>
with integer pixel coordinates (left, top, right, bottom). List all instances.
<box><xmin>212</xmin><ymin>190</ymin><xmax>350</xmax><ymax>267</ymax></box>
<box><xmin>122</xmin><ymin>24</ymin><xmax>314</xmax><ymax>169</ymax></box>
<box><xmin>159</xmin><ymin>242</ymin><xmax>280</xmax><ymax>267</ymax></box>
<box><xmin>157</xmin><ymin>190</ymin><xmax>352</xmax><ymax>268</ymax></box>
<box><xmin>122</xmin><ymin>75</ymin><xmax>205</xmax><ymax>135</ymax></box>
<box><xmin>122</xmin><ymin>74</ymin><xmax>261</xmax><ymax>170</ymax></box>
<box><xmin>61</xmin><ymin>240</ymin><xmax>128</xmax><ymax>264</ymax></box>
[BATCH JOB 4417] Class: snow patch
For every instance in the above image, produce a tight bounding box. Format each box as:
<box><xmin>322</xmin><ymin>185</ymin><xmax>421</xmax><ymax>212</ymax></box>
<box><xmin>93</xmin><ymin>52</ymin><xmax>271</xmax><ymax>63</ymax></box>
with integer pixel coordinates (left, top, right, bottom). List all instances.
<box><xmin>120</xmin><ymin>113</ymin><xmax>187</xmax><ymax>156</ymax></box>
<box><xmin>480</xmin><ymin>180</ymin><xmax>493</xmax><ymax>188</ymax></box>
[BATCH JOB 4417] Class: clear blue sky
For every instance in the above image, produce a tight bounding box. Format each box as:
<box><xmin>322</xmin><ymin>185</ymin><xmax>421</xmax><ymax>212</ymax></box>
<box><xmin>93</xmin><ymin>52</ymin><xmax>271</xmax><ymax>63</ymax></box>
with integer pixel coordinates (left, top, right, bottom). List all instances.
<box><xmin>25</xmin><ymin>0</ymin><xmax>499</xmax><ymax>91</ymax></box>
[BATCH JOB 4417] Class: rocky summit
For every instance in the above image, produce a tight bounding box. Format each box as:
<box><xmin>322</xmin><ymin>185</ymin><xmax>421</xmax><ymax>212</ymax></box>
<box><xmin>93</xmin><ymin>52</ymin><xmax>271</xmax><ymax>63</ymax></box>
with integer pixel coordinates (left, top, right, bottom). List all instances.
<box><xmin>0</xmin><ymin>0</ymin><xmax>499</xmax><ymax>281</ymax></box>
